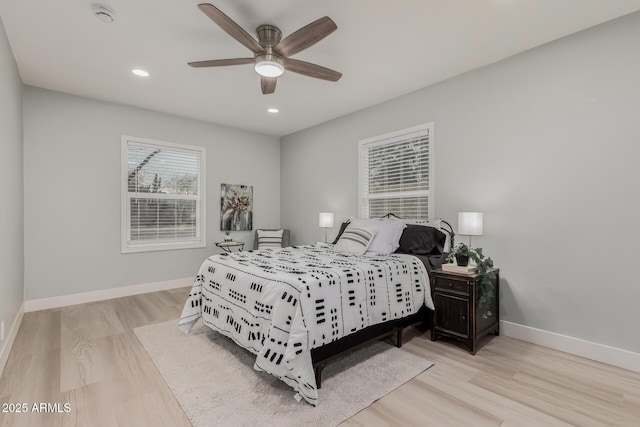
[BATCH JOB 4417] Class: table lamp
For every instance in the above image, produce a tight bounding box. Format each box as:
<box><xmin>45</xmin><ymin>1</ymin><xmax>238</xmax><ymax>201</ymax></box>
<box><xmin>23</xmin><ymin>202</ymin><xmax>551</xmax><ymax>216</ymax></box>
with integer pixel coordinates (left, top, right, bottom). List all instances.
<box><xmin>319</xmin><ymin>212</ymin><xmax>334</xmax><ymax>243</ymax></box>
<box><xmin>458</xmin><ymin>212</ymin><xmax>483</xmax><ymax>248</ymax></box>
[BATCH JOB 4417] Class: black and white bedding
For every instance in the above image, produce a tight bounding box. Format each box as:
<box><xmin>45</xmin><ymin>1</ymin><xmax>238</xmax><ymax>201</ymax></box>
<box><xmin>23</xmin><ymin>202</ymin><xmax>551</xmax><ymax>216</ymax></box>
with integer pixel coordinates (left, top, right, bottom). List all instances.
<box><xmin>178</xmin><ymin>242</ymin><xmax>434</xmax><ymax>405</ymax></box>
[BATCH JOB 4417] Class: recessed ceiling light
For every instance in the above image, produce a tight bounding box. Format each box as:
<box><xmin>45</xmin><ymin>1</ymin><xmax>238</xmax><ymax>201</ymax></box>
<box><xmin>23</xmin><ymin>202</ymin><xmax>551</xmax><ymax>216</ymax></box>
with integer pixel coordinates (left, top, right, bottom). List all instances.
<box><xmin>267</xmin><ymin>108</ymin><xmax>279</xmax><ymax>113</ymax></box>
<box><xmin>132</xmin><ymin>69</ymin><xmax>150</xmax><ymax>77</ymax></box>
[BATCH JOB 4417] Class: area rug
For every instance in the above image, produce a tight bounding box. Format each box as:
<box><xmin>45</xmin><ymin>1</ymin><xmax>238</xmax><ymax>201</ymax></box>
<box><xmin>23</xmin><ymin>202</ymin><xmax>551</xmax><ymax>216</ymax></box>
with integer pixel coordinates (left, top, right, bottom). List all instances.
<box><xmin>134</xmin><ymin>320</ymin><xmax>434</xmax><ymax>427</ymax></box>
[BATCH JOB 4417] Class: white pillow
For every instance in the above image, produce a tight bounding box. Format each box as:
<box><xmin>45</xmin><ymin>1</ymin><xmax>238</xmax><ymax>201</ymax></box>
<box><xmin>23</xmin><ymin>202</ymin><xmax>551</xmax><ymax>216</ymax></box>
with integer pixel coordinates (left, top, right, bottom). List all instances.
<box><xmin>334</xmin><ymin>223</ymin><xmax>378</xmax><ymax>255</ymax></box>
<box><xmin>349</xmin><ymin>218</ymin><xmax>406</xmax><ymax>255</ymax></box>
<box><xmin>257</xmin><ymin>229</ymin><xmax>284</xmax><ymax>249</ymax></box>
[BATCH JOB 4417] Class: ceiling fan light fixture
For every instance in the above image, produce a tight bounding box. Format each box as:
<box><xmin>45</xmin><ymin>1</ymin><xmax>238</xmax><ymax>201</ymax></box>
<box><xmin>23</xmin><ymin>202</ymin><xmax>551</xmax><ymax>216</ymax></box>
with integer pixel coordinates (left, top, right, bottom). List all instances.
<box><xmin>254</xmin><ymin>61</ymin><xmax>284</xmax><ymax>77</ymax></box>
<box><xmin>254</xmin><ymin>54</ymin><xmax>284</xmax><ymax>77</ymax></box>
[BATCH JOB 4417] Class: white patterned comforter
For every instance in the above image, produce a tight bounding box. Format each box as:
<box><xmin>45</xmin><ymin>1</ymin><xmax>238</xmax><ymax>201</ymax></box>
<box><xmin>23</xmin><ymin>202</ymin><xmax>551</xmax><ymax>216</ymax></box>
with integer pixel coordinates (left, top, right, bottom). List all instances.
<box><xmin>178</xmin><ymin>243</ymin><xmax>433</xmax><ymax>405</ymax></box>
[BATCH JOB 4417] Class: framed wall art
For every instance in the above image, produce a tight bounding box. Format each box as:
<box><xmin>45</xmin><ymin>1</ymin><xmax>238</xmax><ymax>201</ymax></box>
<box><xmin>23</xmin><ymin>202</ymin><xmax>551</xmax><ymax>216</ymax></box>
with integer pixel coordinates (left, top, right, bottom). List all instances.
<box><xmin>220</xmin><ymin>183</ymin><xmax>253</xmax><ymax>231</ymax></box>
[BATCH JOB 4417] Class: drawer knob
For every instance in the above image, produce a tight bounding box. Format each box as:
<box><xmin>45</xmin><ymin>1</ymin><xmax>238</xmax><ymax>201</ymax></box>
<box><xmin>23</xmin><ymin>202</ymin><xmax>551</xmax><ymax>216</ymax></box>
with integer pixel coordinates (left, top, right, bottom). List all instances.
<box><xmin>461</xmin><ymin>315</ymin><xmax>466</xmax><ymax>320</ymax></box>
<box><xmin>448</xmin><ymin>283</ymin><xmax>453</xmax><ymax>287</ymax></box>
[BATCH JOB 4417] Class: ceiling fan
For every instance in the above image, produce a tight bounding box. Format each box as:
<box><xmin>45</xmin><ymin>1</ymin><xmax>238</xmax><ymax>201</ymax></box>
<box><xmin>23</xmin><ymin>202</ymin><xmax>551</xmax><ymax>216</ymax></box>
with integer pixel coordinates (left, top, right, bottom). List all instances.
<box><xmin>188</xmin><ymin>3</ymin><xmax>342</xmax><ymax>94</ymax></box>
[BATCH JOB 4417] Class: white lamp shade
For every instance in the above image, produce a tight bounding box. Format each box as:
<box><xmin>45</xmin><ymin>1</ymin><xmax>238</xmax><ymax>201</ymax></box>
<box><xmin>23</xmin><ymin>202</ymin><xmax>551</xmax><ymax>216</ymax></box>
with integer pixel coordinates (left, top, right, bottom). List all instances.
<box><xmin>319</xmin><ymin>212</ymin><xmax>334</xmax><ymax>228</ymax></box>
<box><xmin>458</xmin><ymin>212</ymin><xmax>483</xmax><ymax>236</ymax></box>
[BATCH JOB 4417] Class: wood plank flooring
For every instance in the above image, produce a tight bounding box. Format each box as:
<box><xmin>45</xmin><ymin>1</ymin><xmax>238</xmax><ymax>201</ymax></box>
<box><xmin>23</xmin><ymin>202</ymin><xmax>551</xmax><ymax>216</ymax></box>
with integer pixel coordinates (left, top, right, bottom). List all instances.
<box><xmin>1</xmin><ymin>287</ymin><xmax>638</xmax><ymax>426</ymax></box>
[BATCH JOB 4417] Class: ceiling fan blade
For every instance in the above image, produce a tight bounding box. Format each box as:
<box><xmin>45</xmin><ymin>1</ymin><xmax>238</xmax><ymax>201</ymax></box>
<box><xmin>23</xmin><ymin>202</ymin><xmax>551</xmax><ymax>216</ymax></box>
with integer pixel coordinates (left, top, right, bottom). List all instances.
<box><xmin>198</xmin><ymin>3</ymin><xmax>265</xmax><ymax>54</ymax></box>
<box><xmin>273</xmin><ymin>16</ymin><xmax>337</xmax><ymax>57</ymax></box>
<box><xmin>283</xmin><ymin>58</ymin><xmax>342</xmax><ymax>82</ymax></box>
<box><xmin>261</xmin><ymin>76</ymin><xmax>277</xmax><ymax>94</ymax></box>
<box><xmin>188</xmin><ymin>58</ymin><xmax>253</xmax><ymax>68</ymax></box>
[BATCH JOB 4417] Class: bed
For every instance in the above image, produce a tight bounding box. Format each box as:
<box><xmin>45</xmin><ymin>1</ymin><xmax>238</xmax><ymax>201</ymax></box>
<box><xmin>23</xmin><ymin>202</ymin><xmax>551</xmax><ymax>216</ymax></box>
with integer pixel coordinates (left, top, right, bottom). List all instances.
<box><xmin>178</xmin><ymin>218</ymin><xmax>451</xmax><ymax>405</ymax></box>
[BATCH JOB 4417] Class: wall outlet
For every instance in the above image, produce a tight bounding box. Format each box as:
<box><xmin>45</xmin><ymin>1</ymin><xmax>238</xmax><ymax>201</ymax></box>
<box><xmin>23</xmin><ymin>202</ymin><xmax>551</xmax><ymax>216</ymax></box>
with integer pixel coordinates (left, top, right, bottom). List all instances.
<box><xmin>0</xmin><ymin>320</ymin><xmax>5</xmax><ymax>341</ymax></box>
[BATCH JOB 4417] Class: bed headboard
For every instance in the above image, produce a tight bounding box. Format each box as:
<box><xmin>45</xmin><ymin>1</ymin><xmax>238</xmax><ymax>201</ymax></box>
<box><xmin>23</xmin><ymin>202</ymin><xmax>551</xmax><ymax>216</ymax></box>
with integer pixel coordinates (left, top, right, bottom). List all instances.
<box><xmin>380</xmin><ymin>213</ymin><xmax>455</xmax><ymax>252</ymax></box>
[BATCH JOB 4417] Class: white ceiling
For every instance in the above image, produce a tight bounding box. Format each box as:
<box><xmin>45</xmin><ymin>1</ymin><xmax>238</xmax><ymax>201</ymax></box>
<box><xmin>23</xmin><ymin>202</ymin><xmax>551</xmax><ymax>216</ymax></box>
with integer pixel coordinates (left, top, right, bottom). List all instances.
<box><xmin>2</xmin><ymin>1</ymin><xmax>640</xmax><ymax>137</ymax></box>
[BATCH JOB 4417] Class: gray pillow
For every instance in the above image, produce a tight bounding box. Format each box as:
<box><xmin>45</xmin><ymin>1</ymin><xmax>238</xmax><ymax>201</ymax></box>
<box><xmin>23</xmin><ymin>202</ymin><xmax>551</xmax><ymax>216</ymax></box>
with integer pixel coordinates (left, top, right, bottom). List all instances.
<box><xmin>257</xmin><ymin>229</ymin><xmax>283</xmax><ymax>249</ymax></box>
<box><xmin>333</xmin><ymin>223</ymin><xmax>377</xmax><ymax>255</ymax></box>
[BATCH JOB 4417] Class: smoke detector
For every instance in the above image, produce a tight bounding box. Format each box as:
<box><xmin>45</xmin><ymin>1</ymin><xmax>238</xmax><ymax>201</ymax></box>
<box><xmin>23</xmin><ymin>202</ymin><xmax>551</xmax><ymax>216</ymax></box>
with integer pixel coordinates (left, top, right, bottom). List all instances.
<box><xmin>91</xmin><ymin>4</ymin><xmax>116</xmax><ymax>23</ymax></box>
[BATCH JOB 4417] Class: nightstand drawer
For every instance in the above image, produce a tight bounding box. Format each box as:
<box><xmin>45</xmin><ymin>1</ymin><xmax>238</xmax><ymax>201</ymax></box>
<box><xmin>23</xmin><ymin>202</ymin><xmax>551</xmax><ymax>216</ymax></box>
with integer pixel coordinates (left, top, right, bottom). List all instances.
<box><xmin>434</xmin><ymin>276</ymin><xmax>469</xmax><ymax>295</ymax></box>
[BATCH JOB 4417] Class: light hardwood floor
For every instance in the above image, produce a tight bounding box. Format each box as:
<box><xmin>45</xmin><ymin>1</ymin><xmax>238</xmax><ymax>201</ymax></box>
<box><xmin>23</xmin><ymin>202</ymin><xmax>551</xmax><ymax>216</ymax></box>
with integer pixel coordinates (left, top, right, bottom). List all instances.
<box><xmin>1</xmin><ymin>287</ymin><xmax>638</xmax><ymax>426</ymax></box>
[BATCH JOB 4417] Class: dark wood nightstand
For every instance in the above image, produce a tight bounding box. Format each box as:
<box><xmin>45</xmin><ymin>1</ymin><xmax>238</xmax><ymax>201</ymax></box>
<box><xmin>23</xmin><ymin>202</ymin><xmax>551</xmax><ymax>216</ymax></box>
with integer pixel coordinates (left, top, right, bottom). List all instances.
<box><xmin>430</xmin><ymin>268</ymin><xmax>500</xmax><ymax>354</ymax></box>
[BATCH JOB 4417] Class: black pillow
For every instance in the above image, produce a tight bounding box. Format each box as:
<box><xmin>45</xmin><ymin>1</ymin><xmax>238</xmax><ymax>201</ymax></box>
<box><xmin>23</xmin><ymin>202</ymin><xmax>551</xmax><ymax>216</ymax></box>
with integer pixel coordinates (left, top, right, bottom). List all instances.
<box><xmin>331</xmin><ymin>220</ymin><xmax>351</xmax><ymax>245</ymax></box>
<box><xmin>396</xmin><ymin>225</ymin><xmax>446</xmax><ymax>255</ymax></box>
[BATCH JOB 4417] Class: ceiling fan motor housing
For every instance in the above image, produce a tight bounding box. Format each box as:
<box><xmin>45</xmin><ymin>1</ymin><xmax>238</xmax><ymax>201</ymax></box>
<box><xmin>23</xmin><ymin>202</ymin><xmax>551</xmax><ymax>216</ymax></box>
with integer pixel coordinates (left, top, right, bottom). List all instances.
<box><xmin>256</xmin><ymin>25</ymin><xmax>282</xmax><ymax>48</ymax></box>
<box><xmin>254</xmin><ymin>25</ymin><xmax>284</xmax><ymax>77</ymax></box>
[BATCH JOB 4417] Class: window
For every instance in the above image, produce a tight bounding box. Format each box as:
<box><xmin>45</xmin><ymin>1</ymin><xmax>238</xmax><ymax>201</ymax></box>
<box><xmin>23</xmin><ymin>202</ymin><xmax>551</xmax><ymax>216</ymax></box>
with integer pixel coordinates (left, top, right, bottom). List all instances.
<box><xmin>121</xmin><ymin>136</ymin><xmax>206</xmax><ymax>253</ymax></box>
<box><xmin>358</xmin><ymin>123</ymin><xmax>433</xmax><ymax>219</ymax></box>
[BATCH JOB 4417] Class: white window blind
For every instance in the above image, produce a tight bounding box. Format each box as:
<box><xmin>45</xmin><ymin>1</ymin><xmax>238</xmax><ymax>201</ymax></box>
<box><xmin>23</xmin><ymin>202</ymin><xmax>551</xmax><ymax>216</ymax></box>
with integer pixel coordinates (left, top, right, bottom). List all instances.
<box><xmin>359</xmin><ymin>123</ymin><xmax>433</xmax><ymax>219</ymax></box>
<box><xmin>121</xmin><ymin>136</ymin><xmax>206</xmax><ymax>253</ymax></box>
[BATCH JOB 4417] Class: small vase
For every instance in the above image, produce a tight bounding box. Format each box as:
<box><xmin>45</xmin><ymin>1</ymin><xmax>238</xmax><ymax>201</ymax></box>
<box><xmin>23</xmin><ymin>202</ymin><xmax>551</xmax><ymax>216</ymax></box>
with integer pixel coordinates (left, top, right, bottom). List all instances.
<box><xmin>455</xmin><ymin>254</ymin><xmax>469</xmax><ymax>267</ymax></box>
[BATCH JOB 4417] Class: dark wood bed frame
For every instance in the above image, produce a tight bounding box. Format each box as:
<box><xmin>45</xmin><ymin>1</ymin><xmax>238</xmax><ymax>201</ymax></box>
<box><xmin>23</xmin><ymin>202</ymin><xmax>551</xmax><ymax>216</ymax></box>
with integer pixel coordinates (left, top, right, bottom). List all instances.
<box><xmin>308</xmin><ymin>213</ymin><xmax>453</xmax><ymax>388</ymax></box>
<box><xmin>310</xmin><ymin>305</ymin><xmax>432</xmax><ymax>388</ymax></box>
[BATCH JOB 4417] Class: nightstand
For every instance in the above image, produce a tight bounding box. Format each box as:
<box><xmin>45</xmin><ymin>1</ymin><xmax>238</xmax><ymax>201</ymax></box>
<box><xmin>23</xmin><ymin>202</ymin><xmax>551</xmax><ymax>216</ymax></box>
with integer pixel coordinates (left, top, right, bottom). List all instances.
<box><xmin>215</xmin><ymin>241</ymin><xmax>244</xmax><ymax>253</ymax></box>
<box><xmin>430</xmin><ymin>268</ymin><xmax>500</xmax><ymax>354</ymax></box>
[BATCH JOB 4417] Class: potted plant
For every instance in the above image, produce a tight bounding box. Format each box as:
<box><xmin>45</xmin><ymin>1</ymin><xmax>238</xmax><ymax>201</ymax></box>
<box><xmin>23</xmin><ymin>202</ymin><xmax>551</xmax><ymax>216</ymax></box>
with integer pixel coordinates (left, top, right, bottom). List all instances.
<box><xmin>448</xmin><ymin>244</ymin><xmax>497</xmax><ymax>319</ymax></box>
<box><xmin>224</xmin><ymin>231</ymin><xmax>233</xmax><ymax>242</ymax></box>
<box><xmin>452</xmin><ymin>242</ymin><xmax>472</xmax><ymax>266</ymax></box>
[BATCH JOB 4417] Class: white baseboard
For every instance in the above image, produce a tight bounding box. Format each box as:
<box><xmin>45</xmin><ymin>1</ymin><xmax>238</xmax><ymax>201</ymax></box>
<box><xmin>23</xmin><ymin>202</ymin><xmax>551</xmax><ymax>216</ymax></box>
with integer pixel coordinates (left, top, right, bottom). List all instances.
<box><xmin>24</xmin><ymin>277</ymin><xmax>193</xmax><ymax>312</ymax></box>
<box><xmin>18</xmin><ymin>284</ymin><xmax>640</xmax><ymax>374</ymax></box>
<box><xmin>0</xmin><ymin>302</ymin><xmax>25</xmax><ymax>378</ymax></box>
<box><xmin>501</xmin><ymin>320</ymin><xmax>640</xmax><ymax>374</ymax></box>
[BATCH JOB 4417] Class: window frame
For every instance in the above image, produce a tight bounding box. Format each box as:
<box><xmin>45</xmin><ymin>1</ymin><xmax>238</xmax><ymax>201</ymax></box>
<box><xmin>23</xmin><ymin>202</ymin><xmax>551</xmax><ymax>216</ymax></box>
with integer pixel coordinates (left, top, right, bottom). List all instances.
<box><xmin>121</xmin><ymin>135</ymin><xmax>206</xmax><ymax>253</ymax></box>
<box><xmin>358</xmin><ymin>122</ymin><xmax>434</xmax><ymax>220</ymax></box>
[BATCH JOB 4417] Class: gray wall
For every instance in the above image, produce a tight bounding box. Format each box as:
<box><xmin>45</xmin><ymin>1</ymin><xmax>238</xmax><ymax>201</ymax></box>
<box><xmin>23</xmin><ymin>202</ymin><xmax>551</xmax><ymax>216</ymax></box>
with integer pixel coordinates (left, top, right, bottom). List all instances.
<box><xmin>281</xmin><ymin>12</ymin><xmax>640</xmax><ymax>353</ymax></box>
<box><xmin>23</xmin><ymin>87</ymin><xmax>280</xmax><ymax>300</ymax></box>
<box><xmin>0</xmin><ymin>17</ymin><xmax>24</xmax><ymax>342</ymax></box>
